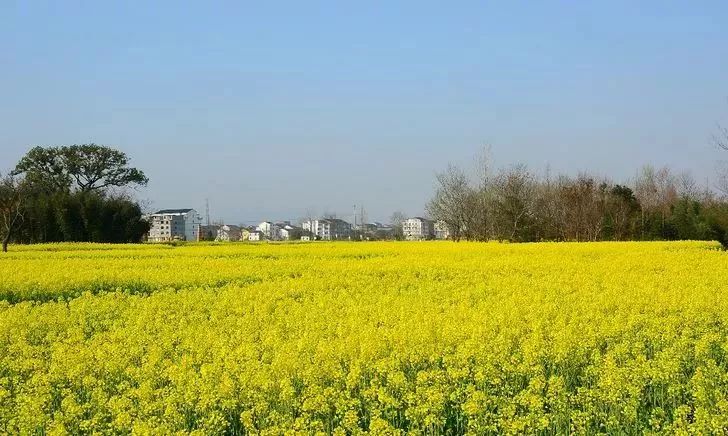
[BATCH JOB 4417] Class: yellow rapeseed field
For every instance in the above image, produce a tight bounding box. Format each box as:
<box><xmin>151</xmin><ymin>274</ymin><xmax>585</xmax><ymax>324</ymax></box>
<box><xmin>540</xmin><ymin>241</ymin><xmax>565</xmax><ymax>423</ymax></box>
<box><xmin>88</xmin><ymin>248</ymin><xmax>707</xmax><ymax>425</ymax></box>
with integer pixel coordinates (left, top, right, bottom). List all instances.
<box><xmin>1</xmin><ymin>241</ymin><xmax>728</xmax><ymax>434</ymax></box>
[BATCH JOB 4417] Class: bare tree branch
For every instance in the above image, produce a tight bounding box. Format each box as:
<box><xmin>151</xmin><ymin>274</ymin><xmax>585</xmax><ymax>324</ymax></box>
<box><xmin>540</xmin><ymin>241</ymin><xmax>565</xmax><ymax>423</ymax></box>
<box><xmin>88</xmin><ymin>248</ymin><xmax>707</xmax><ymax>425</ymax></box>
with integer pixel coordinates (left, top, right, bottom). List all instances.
<box><xmin>714</xmin><ymin>122</ymin><xmax>728</xmax><ymax>151</ymax></box>
<box><xmin>0</xmin><ymin>174</ymin><xmax>26</xmax><ymax>252</ymax></box>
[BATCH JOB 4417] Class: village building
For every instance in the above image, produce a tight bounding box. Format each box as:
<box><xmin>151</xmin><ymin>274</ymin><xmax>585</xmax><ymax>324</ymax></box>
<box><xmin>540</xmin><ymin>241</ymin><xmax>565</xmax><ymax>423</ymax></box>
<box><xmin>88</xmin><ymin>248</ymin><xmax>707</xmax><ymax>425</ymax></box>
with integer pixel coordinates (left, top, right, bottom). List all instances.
<box><xmin>248</xmin><ymin>230</ymin><xmax>265</xmax><ymax>241</ymax></box>
<box><xmin>256</xmin><ymin>221</ymin><xmax>281</xmax><ymax>240</ymax></box>
<box><xmin>434</xmin><ymin>221</ymin><xmax>451</xmax><ymax>240</ymax></box>
<box><xmin>147</xmin><ymin>209</ymin><xmax>202</xmax><ymax>242</ymax></box>
<box><xmin>278</xmin><ymin>223</ymin><xmax>302</xmax><ymax>240</ymax></box>
<box><xmin>215</xmin><ymin>224</ymin><xmax>242</xmax><ymax>242</ymax></box>
<box><xmin>402</xmin><ymin>217</ymin><xmax>435</xmax><ymax>240</ymax></box>
<box><xmin>302</xmin><ymin>218</ymin><xmax>352</xmax><ymax>240</ymax></box>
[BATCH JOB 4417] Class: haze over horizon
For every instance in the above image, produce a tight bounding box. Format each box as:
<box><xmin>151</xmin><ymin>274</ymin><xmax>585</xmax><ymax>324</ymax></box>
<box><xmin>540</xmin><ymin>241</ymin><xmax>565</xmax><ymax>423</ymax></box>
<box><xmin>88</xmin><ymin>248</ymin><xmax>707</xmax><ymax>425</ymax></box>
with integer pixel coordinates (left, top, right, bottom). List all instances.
<box><xmin>2</xmin><ymin>1</ymin><xmax>728</xmax><ymax>224</ymax></box>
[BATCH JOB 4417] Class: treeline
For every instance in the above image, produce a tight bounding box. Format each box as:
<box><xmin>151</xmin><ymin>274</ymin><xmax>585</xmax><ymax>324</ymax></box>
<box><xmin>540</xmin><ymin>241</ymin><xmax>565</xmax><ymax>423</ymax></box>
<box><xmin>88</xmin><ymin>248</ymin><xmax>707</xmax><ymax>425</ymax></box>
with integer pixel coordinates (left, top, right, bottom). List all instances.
<box><xmin>1</xmin><ymin>144</ymin><xmax>149</xmax><ymax>251</ymax></box>
<box><xmin>428</xmin><ymin>156</ymin><xmax>728</xmax><ymax>245</ymax></box>
<box><xmin>13</xmin><ymin>191</ymin><xmax>149</xmax><ymax>244</ymax></box>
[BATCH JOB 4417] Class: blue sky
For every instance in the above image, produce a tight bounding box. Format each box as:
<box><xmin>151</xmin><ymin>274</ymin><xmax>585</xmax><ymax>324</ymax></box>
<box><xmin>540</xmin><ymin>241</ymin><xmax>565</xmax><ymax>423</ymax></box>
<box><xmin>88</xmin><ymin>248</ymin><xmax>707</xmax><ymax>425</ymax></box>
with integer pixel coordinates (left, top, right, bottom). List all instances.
<box><xmin>2</xmin><ymin>1</ymin><xmax>727</xmax><ymax>224</ymax></box>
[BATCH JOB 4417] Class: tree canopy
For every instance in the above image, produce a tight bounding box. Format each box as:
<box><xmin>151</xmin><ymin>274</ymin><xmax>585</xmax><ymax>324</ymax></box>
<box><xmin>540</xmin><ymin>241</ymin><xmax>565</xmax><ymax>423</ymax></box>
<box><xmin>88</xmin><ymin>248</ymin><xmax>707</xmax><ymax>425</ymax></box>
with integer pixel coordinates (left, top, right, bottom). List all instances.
<box><xmin>13</xmin><ymin>144</ymin><xmax>148</xmax><ymax>193</ymax></box>
<box><xmin>2</xmin><ymin>144</ymin><xmax>150</xmax><ymax>250</ymax></box>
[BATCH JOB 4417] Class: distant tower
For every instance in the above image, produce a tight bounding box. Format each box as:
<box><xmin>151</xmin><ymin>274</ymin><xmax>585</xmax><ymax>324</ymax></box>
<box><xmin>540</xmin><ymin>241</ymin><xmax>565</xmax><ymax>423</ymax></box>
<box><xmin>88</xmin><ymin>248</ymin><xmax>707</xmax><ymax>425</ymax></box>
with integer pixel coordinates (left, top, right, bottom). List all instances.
<box><xmin>205</xmin><ymin>198</ymin><xmax>210</xmax><ymax>226</ymax></box>
<box><xmin>352</xmin><ymin>204</ymin><xmax>357</xmax><ymax>229</ymax></box>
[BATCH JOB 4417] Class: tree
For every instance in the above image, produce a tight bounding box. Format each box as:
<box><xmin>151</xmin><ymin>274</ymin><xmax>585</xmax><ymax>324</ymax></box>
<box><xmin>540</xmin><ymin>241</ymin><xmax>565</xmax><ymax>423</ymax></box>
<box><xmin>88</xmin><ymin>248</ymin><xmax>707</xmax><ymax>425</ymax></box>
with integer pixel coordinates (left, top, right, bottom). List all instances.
<box><xmin>299</xmin><ymin>208</ymin><xmax>318</xmax><ymax>240</ymax></box>
<box><xmin>714</xmin><ymin>116</ymin><xmax>728</xmax><ymax>151</ymax></box>
<box><xmin>634</xmin><ymin>166</ymin><xmax>677</xmax><ymax>239</ymax></box>
<box><xmin>14</xmin><ymin>144</ymin><xmax>148</xmax><ymax>193</ymax></box>
<box><xmin>426</xmin><ymin>164</ymin><xmax>473</xmax><ymax>241</ymax></box>
<box><xmin>490</xmin><ymin>164</ymin><xmax>536</xmax><ymax>241</ymax></box>
<box><xmin>716</xmin><ymin>163</ymin><xmax>728</xmax><ymax>196</ymax></box>
<box><xmin>712</xmin><ymin>108</ymin><xmax>728</xmax><ymax>195</ymax></box>
<box><xmin>676</xmin><ymin>171</ymin><xmax>701</xmax><ymax>201</ymax></box>
<box><xmin>6</xmin><ymin>144</ymin><xmax>150</xmax><ymax>245</ymax></box>
<box><xmin>461</xmin><ymin>188</ymin><xmax>490</xmax><ymax>241</ymax></box>
<box><xmin>389</xmin><ymin>211</ymin><xmax>407</xmax><ymax>240</ymax></box>
<box><xmin>465</xmin><ymin>147</ymin><xmax>494</xmax><ymax>241</ymax></box>
<box><xmin>10</xmin><ymin>147</ymin><xmax>70</xmax><ymax>192</ymax></box>
<box><xmin>0</xmin><ymin>174</ymin><xmax>26</xmax><ymax>252</ymax></box>
<box><xmin>426</xmin><ymin>148</ymin><xmax>728</xmax><ymax>245</ymax></box>
<box><xmin>604</xmin><ymin>184</ymin><xmax>640</xmax><ymax>240</ymax></box>
<box><xmin>532</xmin><ymin>170</ymin><xmax>568</xmax><ymax>241</ymax></box>
<box><xmin>559</xmin><ymin>174</ymin><xmax>604</xmax><ymax>241</ymax></box>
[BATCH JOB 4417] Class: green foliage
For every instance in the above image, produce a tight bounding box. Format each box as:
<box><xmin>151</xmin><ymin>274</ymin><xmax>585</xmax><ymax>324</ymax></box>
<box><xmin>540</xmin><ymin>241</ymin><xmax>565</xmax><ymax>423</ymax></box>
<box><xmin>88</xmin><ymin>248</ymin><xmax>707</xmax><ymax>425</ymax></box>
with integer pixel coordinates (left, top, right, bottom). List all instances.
<box><xmin>6</xmin><ymin>144</ymin><xmax>149</xmax><ymax>246</ymax></box>
<box><xmin>13</xmin><ymin>144</ymin><xmax>148</xmax><ymax>193</ymax></box>
<box><xmin>13</xmin><ymin>191</ymin><xmax>149</xmax><ymax>244</ymax></box>
<box><xmin>11</xmin><ymin>146</ymin><xmax>70</xmax><ymax>192</ymax></box>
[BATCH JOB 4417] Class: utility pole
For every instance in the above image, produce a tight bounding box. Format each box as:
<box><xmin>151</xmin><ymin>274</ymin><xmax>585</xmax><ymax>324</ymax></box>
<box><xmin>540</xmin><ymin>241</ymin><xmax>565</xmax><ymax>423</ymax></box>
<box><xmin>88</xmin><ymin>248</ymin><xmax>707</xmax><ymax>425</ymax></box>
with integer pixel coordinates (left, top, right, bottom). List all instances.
<box><xmin>205</xmin><ymin>198</ymin><xmax>210</xmax><ymax>227</ymax></box>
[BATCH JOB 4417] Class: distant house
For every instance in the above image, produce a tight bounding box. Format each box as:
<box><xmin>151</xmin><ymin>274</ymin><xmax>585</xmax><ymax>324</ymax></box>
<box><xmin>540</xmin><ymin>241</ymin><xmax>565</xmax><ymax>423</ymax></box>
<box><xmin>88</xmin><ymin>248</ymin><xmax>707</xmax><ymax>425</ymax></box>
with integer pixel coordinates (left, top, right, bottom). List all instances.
<box><xmin>278</xmin><ymin>224</ymin><xmax>302</xmax><ymax>240</ymax></box>
<box><xmin>216</xmin><ymin>224</ymin><xmax>242</xmax><ymax>242</ymax></box>
<box><xmin>248</xmin><ymin>230</ymin><xmax>265</xmax><ymax>241</ymax></box>
<box><xmin>403</xmin><ymin>217</ymin><xmax>434</xmax><ymax>240</ymax></box>
<box><xmin>302</xmin><ymin>218</ymin><xmax>352</xmax><ymax>240</ymax></box>
<box><xmin>434</xmin><ymin>221</ymin><xmax>450</xmax><ymax>240</ymax></box>
<box><xmin>241</xmin><ymin>228</ymin><xmax>252</xmax><ymax>241</ymax></box>
<box><xmin>147</xmin><ymin>209</ymin><xmax>202</xmax><ymax>242</ymax></box>
<box><xmin>256</xmin><ymin>221</ymin><xmax>281</xmax><ymax>240</ymax></box>
<box><xmin>359</xmin><ymin>222</ymin><xmax>394</xmax><ymax>240</ymax></box>
<box><xmin>359</xmin><ymin>223</ymin><xmax>378</xmax><ymax>233</ymax></box>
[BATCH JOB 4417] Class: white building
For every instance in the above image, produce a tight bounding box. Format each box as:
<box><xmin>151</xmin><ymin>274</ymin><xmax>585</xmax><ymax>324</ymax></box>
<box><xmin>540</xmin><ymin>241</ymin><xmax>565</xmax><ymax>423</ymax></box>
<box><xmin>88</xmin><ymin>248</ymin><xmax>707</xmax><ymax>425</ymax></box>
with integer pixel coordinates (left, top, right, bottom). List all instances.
<box><xmin>256</xmin><ymin>221</ymin><xmax>282</xmax><ymax>240</ymax></box>
<box><xmin>302</xmin><ymin>218</ymin><xmax>352</xmax><ymax>240</ymax></box>
<box><xmin>278</xmin><ymin>224</ymin><xmax>301</xmax><ymax>240</ymax></box>
<box><xmin>248</xmin><ymin>230</ymin><xmax>264</xmax><ymax>241</ymax></box>
<box><xmin>434</xmin><ymin>221</ymin><xmax>451</xmax><ymax>240</ymax></box>
<box><xmin>402</xmin><ymin>217</ymin><xmax>434</xmax><ymax>240</ymax></box>
<box><xmin>215</xmin><ymin>224</ymin><xmax>242</xmax><ymax>242</ymax></box>
<box><xmin>147</xmin><ymin>209</ymin><xmax>202</xmax><ymax>242</ymax></box>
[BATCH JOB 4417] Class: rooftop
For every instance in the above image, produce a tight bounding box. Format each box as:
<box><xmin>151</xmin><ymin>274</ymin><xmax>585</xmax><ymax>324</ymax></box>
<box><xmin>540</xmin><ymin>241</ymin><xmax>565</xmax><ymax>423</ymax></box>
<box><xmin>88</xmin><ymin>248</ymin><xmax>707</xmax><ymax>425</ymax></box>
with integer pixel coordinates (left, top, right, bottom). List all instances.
<box><xmin>153</xmin><ymin>208</ymin><xmax>194</xmax><ymax>215</ymax></box>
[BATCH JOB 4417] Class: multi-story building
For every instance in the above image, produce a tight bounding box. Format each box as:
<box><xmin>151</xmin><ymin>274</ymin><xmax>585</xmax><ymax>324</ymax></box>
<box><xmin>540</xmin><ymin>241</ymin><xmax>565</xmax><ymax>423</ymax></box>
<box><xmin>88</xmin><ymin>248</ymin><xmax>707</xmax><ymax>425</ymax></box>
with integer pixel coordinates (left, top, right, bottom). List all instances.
<box><xmin>147</xmin><ymin>209</ymin><xmax>201</xmax><ymax>242</ymax></box>
<box><xmin>434</xmin><ymin>220</ymin><xmax>451</xmax><ymax>240</ymax></box>
<box><xmin>402</xmin><ymin>217</ymin><xmax>435</xmax><ymax>240</ymax></box>
<box><xmin>256</xmin><ymin>221</ymin><xmax>282</xmax><ymax>240</ymax></box>
<box><xmin>302</xmin><ymin>218</ymin><xmax>352</xmax><ymax>240</ymax></box>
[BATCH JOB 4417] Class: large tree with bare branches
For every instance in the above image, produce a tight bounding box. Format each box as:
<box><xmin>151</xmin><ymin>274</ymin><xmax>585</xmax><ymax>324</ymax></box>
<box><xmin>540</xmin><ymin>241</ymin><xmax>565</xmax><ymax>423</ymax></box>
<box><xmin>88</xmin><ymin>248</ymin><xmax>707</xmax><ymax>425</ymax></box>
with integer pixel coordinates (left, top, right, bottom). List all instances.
<box><xmin>714</xmin><ymin>112</ymin><xmax>728</xmax><ymax>194</ymax></box>
<box><xmin>490</xmin><ymin>164</ymin><xmax>537</xmax><ymax>241</ymax></box>
<box><xmin>426</xmin><ymin>164</ymin><xmax>474</xmax><ymax>241</ymax></box>
<box><xmin>715</xmin><ymin>119</ymin><xmax>728</xmax><ymax>151</ymax></box>
<box><xmin>0</xmin><ymin>174</ymin><xmax>26</xmax><ymax>252</ymax></box>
